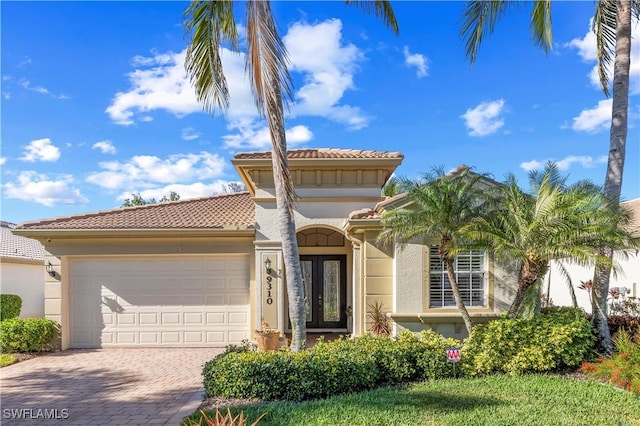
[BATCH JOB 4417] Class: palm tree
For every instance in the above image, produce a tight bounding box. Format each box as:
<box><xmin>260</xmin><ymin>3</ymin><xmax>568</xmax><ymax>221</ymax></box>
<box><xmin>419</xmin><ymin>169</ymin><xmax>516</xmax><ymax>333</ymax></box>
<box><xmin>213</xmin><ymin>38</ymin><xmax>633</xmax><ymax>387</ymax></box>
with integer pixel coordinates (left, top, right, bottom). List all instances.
<box><xmin>463</xmin><ymin>163</ymin><xmax>636</xmax><ymax>318</ymax></box>
<box><xmin>183</xmin><ymin>0</ymin><xmax>398</xmax><ymax>351</ymax></box>
<box><xmin>460</xmin><ymin>0</ymin><xmax>639</xmax><ymax>353</ymax></box>
<box><xmin>378</xmin><ymin>166</ymin><xmax>492</xmax><ymax>334</ymax></box>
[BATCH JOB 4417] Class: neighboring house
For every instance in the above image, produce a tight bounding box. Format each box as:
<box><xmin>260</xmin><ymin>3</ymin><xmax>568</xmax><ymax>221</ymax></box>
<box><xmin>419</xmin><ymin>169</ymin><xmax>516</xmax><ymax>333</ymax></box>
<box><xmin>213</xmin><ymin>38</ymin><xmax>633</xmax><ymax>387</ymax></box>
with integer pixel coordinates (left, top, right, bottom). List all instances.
<box><xmin>1</xmin><ymin>221</ymin><xmax>45</xmax><ymax>318</ymax></box>
<box><xmin>546</xmin><ymin>198</ymin><xmax>640</xmax><ymax>313</ymax></box>
<box><xmin>13</xmin><ymin>148</ymin><xmax>517</xmax><ymax>349</ymax></box>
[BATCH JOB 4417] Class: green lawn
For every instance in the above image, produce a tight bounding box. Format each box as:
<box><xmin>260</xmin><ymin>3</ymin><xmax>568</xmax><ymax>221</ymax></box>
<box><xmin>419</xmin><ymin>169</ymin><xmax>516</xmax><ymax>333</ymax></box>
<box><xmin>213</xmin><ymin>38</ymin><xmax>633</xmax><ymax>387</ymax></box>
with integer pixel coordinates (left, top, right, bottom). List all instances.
<box><xmin>186</xmin><ymin>375</ymin><xmax>640</xmax><ymax>426</ymax></box>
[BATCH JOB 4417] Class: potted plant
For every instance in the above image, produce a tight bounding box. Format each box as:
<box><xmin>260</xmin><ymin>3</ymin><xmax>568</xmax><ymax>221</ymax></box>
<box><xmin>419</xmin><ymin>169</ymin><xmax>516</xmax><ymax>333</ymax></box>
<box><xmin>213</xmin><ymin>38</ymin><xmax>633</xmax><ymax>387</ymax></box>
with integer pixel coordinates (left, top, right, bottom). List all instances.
<box><xmin>255</xmin><ymin>322</ymin><xmax>280</xmax><ymax>351</ymax></box>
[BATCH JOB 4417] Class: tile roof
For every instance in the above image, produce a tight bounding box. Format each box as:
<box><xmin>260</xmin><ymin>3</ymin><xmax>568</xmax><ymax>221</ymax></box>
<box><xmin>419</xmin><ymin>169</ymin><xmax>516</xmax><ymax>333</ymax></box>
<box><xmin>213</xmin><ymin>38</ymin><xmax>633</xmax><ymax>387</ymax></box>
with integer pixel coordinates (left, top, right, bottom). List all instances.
<box><xmin>16</xmin><ymin>192</ymin><xmax>255</xmax><ymax>231</ymax></box>
<box><xmin>622</xmin><ymin>198</ymin><xmax>640</xmax><ymax>236</ymax></box>
<box><xmin>235</xmin><ymin>148</ymin><xmax>404</xmax><ymax>160</ymax></box>
<box><xmin>348</xmin><ymin>208</ymin><xmax>379</xmax><ymax>220</ymax></box>
<box><xmin>1</xmin><ymin>222</ymin><xmax>44</xmax><ymax>261</ymax></box>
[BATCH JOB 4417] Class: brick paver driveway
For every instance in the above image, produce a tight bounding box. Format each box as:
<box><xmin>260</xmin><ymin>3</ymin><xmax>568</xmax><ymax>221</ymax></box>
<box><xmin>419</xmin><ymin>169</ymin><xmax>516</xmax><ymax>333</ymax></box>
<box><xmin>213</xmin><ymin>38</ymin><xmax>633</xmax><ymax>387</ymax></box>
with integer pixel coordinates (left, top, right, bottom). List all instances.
<box><xmin>0</xmin><ymin>348</ymin><xmax>223</xmax><ymax>425</ymax></box>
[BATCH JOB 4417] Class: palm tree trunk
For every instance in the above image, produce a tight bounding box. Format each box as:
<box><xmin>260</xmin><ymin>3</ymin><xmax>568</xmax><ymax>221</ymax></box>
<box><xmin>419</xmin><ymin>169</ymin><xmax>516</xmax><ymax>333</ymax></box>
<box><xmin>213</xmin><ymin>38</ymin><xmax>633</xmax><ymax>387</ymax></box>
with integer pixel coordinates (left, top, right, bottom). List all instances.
<box><xmin>592</xmin><ymin>0</ymin><xmax>632</xmax><ymax>356</ymax></box>
<box><xmin>508</xmin><ymin>262</ymin><xmax>541</xmax><ymax>318</ymax></box>
<box><xmin>445</xmin><ymin>257</ymin><xmax>473</xmax><ymax>334</ymax></box>
<box><xmin>272</xmin><ymin>156</ymin><xmax>307</xmax><ymax>351</ymax></box>
<box><xmin>507</xmin><ymin>283</ymin><xmax>527</xmax><ymax>318</ymax></box>
<box><xmin>264</xmin><ymin>74</ymin><xmax>306</xmax><ymax>351</ymax></box>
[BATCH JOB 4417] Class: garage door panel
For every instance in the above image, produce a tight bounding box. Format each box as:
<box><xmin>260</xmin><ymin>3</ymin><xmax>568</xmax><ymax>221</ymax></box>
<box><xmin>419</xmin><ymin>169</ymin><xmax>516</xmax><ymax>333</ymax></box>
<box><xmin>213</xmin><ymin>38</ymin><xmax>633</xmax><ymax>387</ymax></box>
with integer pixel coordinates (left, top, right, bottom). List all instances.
<box><xmin>70</xmin><ymin>256</ymin><xmax>250</xmax><ymax>348</ymax></box>
<box><xmin>229</xmin><ymin>312</ymin><xmax>249</xmax><ymax>324</ymax></box>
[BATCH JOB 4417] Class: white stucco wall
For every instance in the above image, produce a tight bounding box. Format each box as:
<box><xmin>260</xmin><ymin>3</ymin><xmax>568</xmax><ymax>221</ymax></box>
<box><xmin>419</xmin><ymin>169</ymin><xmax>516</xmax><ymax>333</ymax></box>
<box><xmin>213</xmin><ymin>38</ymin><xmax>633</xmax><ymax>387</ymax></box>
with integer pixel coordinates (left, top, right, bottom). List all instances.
<box><xmin>546</xmin><ymin>251</ymin><xmax>640</xmax><ymax>313</ymax></box>
<box><xmin>0</xmin><ymin>260</ymin><xmax>45</xmax><ymax>318</ymax></box>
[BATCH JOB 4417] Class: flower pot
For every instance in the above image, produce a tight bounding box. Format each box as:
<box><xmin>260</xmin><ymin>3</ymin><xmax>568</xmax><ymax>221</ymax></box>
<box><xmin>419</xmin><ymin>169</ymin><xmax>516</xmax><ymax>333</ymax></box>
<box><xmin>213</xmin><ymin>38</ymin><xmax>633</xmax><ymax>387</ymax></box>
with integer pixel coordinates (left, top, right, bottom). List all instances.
<box><xmin>256</xmin><ymin>331</ymin><xmax>280</xmax><ymax>351</ymax></box>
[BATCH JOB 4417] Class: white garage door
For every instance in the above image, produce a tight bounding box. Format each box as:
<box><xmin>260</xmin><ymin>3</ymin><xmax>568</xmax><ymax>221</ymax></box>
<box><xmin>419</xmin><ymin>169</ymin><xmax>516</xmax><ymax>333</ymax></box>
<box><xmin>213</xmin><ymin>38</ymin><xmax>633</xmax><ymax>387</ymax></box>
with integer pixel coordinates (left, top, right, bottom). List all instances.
<box><xmin>69</xmin><ymin>256</ymin><xmax>250</xmax><ymax>348</ymax></box>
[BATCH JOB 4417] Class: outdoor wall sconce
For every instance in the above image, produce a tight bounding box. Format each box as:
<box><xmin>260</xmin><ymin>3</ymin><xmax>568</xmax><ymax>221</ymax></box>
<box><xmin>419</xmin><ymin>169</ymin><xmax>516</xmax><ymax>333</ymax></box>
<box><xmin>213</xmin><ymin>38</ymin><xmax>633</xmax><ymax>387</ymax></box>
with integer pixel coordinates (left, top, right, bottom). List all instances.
<box><xmin>264</xmin><ymin>258</ymin><xmax>272</xmax><ymax>275</ymax></box>
<box><xmin>46</xmin><ymin>261</ymin><xmax>56</xmax><ymax>277</ymax></box>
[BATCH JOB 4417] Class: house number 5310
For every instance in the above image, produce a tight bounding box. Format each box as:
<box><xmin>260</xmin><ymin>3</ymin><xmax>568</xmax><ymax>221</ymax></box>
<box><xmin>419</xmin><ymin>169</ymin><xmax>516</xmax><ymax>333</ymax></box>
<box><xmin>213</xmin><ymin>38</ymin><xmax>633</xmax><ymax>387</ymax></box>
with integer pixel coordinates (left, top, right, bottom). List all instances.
<box><xmin>266</xmin><ymin>276</ymin><xmax>273</xmax><ymax>305</ymax></box>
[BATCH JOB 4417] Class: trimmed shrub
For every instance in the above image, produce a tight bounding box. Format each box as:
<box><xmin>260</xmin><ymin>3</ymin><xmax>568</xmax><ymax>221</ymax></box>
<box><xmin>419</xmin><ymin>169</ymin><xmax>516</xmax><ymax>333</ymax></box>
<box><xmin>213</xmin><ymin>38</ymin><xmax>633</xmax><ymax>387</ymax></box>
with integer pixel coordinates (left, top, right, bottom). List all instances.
<box><xmin>607</xmin><ymin>315</ymin><xmax>640</xmax><ymax>341</ymax></box>
<box><xmin>203</xmin><ymin>331</ymin><xmax>470</xmax><ymax>402</ymax></box>
<box><xmin>313</xmin><ymin>333</ymin><xmax>418</xmax><ymax>384</ymax></box>
<box><xmin>0</xmin><ymin>294</ymin><xmax>22</xmax><ymax>321</ymax></box>
<box><xmin>415</xmin><ymin>329</ymin><xmax>463</xmax><ymax>379</ymax></box>
<box><xmin>0</xmin><ymin>318</ymin><xmax>59</xmax><ymax>352</ymax></box>
<box><xmin>463</xmin><ymin>308</ymin><xmax>595</xmax><ymax>376</ymax></box>
<box><xmin>203</xmin><ymin>346</ymin><xmax>378</xmax><ymax>401</ymax></box>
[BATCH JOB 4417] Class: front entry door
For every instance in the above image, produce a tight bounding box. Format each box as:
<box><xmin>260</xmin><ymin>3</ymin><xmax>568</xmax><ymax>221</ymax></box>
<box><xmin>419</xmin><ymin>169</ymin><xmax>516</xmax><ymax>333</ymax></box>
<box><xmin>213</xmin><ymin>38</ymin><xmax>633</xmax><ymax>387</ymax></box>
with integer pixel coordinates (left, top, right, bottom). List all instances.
<box><xmin>300</xmin><ymin>255</ymin><xmax>347</xmax><ymax>329</ymax></box>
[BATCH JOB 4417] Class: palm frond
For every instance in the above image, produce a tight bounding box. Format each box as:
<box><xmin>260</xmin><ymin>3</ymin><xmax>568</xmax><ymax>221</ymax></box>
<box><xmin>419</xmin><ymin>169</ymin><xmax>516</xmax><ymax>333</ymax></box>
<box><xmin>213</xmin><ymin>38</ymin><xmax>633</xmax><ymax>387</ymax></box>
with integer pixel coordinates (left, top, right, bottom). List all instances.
<box><xmin>344</xmin><ymin>0</ymin><xmax>399</xmax><ymax>34</ymax></box>
<box><xmin>460</xmin><ymin>0</ymin><xmax>510</xmax><ymax>65</ymax></box>
<box><xmin>593</xmin><ymin>0</ymin><xmax>617</xmax><ymax>97</ymax></box>
<box><xmin>184</xmin><ymin>0</ymin><xmax>238</xmax><ymax>113</ymax></box>
<box><xmin>530</xmin><ymin>0</ymin><xmax>553</xmax><ymax>53</ymax></box>
<box><xmin>245</xmin><ymin>0</ymin><xmax>296</xmax><ymax>210</ymax></box>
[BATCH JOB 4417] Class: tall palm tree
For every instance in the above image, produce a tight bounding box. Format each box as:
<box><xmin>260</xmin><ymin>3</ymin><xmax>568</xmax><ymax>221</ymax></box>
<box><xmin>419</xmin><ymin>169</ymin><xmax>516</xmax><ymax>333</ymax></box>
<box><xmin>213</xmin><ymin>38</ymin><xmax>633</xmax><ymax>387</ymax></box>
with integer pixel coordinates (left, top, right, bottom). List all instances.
<box><xmin>183</xmin><ymin>0</ymin><xmax>398</xmax><ymax>351</ymax></box>
<box><xmin>590</xmin><ymin>0</ymin><xmax>638</xmax><ymax>354</ymax></box>
<box><xmin>460</xmin><ymin>0</ymin><xmax>638</xmax><ymax>353</ymax></box>
<box><xmin>463</xmin><ymin>163</ymin><xmax>636</xmax><ymax>318</ymax></box>
<box><xmin>379</xmin><ymin>166</ymin><xmax>492</xmax><ymax>334</ymax></box>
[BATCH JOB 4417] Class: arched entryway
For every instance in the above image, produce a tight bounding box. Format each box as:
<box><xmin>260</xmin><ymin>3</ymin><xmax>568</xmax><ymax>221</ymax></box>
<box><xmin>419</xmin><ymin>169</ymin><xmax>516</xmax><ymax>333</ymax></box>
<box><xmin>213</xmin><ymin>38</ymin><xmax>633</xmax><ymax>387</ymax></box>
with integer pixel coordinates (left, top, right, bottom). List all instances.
<box><xmin>296</xmin><ymin>227</ymin><xmax>351</xmax><ymax>332</ymax></box>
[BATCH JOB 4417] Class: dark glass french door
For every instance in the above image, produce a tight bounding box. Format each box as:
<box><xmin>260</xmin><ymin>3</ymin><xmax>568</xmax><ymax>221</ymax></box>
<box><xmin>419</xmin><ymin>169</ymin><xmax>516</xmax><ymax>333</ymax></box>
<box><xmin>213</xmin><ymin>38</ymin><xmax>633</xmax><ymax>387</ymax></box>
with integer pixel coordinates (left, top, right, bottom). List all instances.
<box><xmin>299</xmin><ymin>255</ymin><xmax>347</xmax><ymax>329</ymax></box>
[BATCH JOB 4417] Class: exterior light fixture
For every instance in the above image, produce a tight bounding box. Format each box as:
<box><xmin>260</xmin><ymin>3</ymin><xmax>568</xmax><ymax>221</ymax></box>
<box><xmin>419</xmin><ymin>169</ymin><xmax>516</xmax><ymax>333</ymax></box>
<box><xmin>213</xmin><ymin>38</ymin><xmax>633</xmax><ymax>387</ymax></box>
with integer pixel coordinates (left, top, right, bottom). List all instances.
<box><xmin>46</xmin><ymin>261</ymin><xmax>56</xmax><ymax>277</ymax></box>
<box><xmin>264</xmin><ymin>258</ymin><xmax>272</xmax><ymax>275</ymax></box>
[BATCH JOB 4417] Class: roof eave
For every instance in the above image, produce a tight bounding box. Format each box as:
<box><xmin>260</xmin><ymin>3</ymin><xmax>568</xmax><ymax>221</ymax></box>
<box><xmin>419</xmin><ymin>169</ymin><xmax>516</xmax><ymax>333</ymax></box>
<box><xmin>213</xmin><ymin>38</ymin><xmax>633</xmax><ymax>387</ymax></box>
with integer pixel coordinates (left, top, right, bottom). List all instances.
<box><xmin>12</xmin><ymin>227</ymin><xmax>256</xmax><ymax>239</ymax></box>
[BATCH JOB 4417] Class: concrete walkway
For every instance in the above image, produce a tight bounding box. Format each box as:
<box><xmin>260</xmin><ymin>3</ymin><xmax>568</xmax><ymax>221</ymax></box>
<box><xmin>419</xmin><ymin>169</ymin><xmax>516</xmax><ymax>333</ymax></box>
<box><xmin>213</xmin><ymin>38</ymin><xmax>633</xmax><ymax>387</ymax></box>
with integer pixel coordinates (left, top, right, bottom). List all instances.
<box><xmin>0</xmin><ymin>348</ymin><xmax>223</xmax><ymax>425</ymax></box>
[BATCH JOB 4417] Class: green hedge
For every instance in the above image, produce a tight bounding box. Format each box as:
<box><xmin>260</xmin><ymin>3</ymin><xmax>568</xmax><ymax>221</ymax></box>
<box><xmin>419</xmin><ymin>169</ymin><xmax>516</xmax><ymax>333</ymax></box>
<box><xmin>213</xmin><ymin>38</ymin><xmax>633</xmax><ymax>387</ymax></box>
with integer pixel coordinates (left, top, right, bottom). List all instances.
<box><xmin>462</xmin><ymin>308</ymin><xmax>595</xmax><ymax>376</ymax></box>
<box><xmin>0</xmin><ymin>294</ymin><xmax>22</xmax><ymax>321</ymax></box>
<box><xmin>203</xmin><ymin>348</ymin><xmax>379</xmax><ymax>401</ymax></box>
<box><xmin>0</xmin><ymin>318</ymin><xmax>59</xmax><ymax>352</ymax></box>
<box><xmin>203</xmin><ymin>331</ymin><xmax>464</xmax><ymax>401</ymax></box>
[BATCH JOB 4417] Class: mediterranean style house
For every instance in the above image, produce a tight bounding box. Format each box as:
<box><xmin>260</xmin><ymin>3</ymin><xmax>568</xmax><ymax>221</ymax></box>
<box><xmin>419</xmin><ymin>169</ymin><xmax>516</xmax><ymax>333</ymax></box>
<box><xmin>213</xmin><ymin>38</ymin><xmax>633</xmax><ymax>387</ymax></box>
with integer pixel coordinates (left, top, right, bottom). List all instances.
<box><xmin>13</xmin><ymin>149</ymin><xmax>518</xmax><ymax>349</ymax></box>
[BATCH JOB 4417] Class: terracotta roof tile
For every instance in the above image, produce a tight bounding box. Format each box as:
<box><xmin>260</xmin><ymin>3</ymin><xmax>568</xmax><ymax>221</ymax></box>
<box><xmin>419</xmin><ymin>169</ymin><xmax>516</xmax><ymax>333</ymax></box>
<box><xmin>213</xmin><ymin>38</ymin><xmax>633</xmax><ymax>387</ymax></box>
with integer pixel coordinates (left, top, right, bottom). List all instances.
<box><xmin>1</xmin><ymin>222</ymin><xmax>44</xmax><ymax>261</ymax></box>
<box><xmin>348</xmin><ymin>208</ymin><xmax>379</xmax><ymax>220</ymax></box>
<box><xmin>16</xmin><ymin>192</ymin><xmax>255</xmax><ymax>231</ymax></box>
<box><xmin>622</xmin><ymin>198</ymin><xmax>640</xmax><ymax>236</ymax></box>
<box><xmin>235</xmin><ymin>148</ymin><xmax>404</xmax><ymax>160</ymax></box>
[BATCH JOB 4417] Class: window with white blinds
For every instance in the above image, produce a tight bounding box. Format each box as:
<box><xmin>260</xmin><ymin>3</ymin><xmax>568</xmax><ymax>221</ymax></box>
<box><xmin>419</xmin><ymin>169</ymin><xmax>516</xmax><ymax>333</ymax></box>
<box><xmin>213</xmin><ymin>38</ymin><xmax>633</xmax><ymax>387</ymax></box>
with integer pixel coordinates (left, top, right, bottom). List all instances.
<box><xmin>428</xmin><ymin>246</ymin><xmax>486</xmax><ymax>308</ymax></box>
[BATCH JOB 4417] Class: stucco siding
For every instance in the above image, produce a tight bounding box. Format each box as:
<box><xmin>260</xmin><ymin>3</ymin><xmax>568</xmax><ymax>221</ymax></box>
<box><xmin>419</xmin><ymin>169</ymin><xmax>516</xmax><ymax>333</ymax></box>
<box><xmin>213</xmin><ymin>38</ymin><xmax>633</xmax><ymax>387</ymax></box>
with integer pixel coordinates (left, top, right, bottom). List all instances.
<box><xmin>394</xmin><ymin>242</ymin><xmax>423</xmax><ymax>313</ymax></box>
<box><xmin>362</xmin><ymin>233</ymin><xmax>393</xmax><ymax>332</ymax></box>
<box><xmin>546</xmin><ymin>252</ymin><xmax>640</xmax><ymax>313</ymax></box>
<box><xmin>0</xmin><ymin>260</ymin><xmax>45</xmax><ymax>318</ymax></box>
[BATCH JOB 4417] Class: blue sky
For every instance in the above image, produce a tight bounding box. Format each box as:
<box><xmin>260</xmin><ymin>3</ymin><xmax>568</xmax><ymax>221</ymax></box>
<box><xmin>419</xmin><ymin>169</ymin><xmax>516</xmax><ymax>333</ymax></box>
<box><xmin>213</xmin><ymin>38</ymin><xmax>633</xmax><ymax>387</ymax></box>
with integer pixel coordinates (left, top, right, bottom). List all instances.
<box><xmin>1</xmin><ymin>1</ymin><xmax>638</xmax><ymax>225</ymax></box>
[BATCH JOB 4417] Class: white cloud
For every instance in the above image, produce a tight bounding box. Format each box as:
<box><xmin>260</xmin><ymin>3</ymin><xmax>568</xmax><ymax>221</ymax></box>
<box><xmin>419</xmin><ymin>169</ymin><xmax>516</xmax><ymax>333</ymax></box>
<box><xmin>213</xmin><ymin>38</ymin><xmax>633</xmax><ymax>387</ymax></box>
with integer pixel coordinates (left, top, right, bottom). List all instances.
<box><xmin>566</xmin><ymin>17</ymin><xmax>640</xmax><ymax>95</ymax></box>
<box><xmin>86</xmin><ymin>152</ymin><xmax>227</xmax><ymax>191</ymax></box>
<box><xmin>107</xmin><ymin>19</ymin><xmax>372</xmax><ymax>138</ymax></box>
<box><xmin>402</xmin><ymin>46</ymin><xmax>428</xmax><ymax>78</ymax></box>
<box><xmin>105</xmin><ymin>49</ymin><xmax>200</xmax><ymax>125</ymax></box>
<box><xmin>17</xmin><ymin>57</ymin><xmax>32</xmax><ymax>68</ymax></box>
<box><xmin>284</xmin><ymin>19</ymin><xmax>370</xmax><ymax>129</ymax></box>
<box><xmin>105</xmin><ymin>48</ymin><xmax>255</xmax><ymax>126</ymax></box>
<box><xmin>572</xmin><ymin>99</ymin><xmax>612</xmax><ymax>133</ymax></box>
<box><xmin>20</xmin><ymin>138</ymin><xmax>61</xmax><ymax>162</ymax></box>
<box><xmin>461</xmin><ymin>99</ymin><xmax>506</xmax><ymax>137</ymax></box>
<box><xmin>520</xmin><ymin>159</ymin><xmax>545</xmax><ymax>172</ymax></box>
<box><xmin>18</xmin><ymin>79</ymin><xmax>68</xmax><ymax>99</ymax></box>
<box><xmin>20</xmin><ymin>79</ymin><xmax>49</xmax><ymax>94</ymax></box>
<box><xmin>520</xmin><ymin>155</ymin><xmax>607</xmax><ymax>172</ymax></box>
<box><xmin>0</xmin><ymin>157</ymin><xmax>6</xmax><ymax>166</ymax></box>
<box><xmin>181</xmin><ymin>127</ymin><xmax>201</xmax><ymax>141</ymax></box>
<box><xmin>92</xmin><ymin>140</ymin><xmax>117</xmax><ymax>154</ymax></box>
<box><xmin>3</xmin><ymin>171</ymin><xmax>89</xmax><ymax>206</ymax></box>
<box><xmin>117</xmin><ymin>180</ymin><xmax>237</xmax><ymax>202</ymax></box>
<box><xmin>223</xmin><ymin>123</ymin><xmax>313</xmax><ymax>150</ymax></box>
